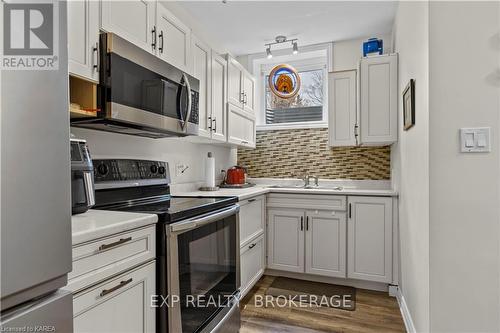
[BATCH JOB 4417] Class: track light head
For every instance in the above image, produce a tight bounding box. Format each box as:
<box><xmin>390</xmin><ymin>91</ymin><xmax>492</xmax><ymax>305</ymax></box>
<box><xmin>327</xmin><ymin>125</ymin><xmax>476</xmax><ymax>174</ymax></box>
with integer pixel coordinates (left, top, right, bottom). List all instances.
<box><xmin>292</xmin><ymin>41</ymin><xmax>298</xmax><ymax>55</ymax></box>
<box><xmin>266</xmin><ymin>46</ymin><xmax>273</xmax><ymax>59</ymax></box>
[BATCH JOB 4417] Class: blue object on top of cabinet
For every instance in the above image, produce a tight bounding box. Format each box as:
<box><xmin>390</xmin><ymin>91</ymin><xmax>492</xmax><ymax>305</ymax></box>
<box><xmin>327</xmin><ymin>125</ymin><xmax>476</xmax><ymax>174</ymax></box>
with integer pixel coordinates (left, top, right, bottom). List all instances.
<box><xmin>363</xmin><ymin>38</ymin><xmax>383</xmax><ymax>57</ymax></box>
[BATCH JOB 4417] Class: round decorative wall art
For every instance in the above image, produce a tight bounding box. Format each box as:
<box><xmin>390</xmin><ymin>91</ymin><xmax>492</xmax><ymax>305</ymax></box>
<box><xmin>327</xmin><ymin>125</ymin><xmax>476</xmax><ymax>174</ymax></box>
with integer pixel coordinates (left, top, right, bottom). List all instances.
<box><xmin>268</xmin><ymin>64</ymin><xmax>301</xmax><ymax>99</ymax></box>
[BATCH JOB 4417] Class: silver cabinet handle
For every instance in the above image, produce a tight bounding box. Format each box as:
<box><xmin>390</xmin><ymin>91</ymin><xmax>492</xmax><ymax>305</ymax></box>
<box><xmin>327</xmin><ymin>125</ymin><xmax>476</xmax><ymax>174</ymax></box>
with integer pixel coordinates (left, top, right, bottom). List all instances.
<box><xmin>300</xmin><ymin>216</ymin><xmax>304</xmax><ymax>231</ymax></box>
<box><xmin>247</xmin><ymin>198</ymin><xmax>256</xmax><ymax>203</ymax></box>
<box><xmin>244</xmin><ymin>93</ymin><xmax>248</xmax><ymax>105</ymax></box>
<box><xmin>240</xmin><ymin>92</ymin><xmax>245</xmax><ymax>103</ymax></box>
<box><xmin>208</xmin><ymin>116</ymin><xmax>212</xmax><ymax>130</ymax></box>
<box><xmin>151</xmin><ymin>26</ymin><xmax>157</xmax><ymax>50</ymax></box>
<box><xmin>212</xmin><ymin>118</ymin><xmax>217</xmax><ymax>132</ymax></box>
<box><xmin>158</xmin><ymin>30</ymin><xmax>164</xmax><ymax>53</ymax></box>
<box><xmin>100</xmin><ymin>278</ymin><xmax>133</xmax><ymax>297</ymax></box>
<box><xmin>241</xmin><ymin>140</ymin><xmax>249</xmax><ymax>145</ymax></box>
<box><xmin>248</xmin><ymin>243</ymin><xmax>256</xmax><ymax>249</ymax></box>
<box><xmin>92</xmin><ymin>42</ymin><xmax>98</xmax><ymax>71</ymax></box>
<box><xmin>98</xmin><ymin>237</ymin><xmax>132</xmax><ymax>252</ymax></box>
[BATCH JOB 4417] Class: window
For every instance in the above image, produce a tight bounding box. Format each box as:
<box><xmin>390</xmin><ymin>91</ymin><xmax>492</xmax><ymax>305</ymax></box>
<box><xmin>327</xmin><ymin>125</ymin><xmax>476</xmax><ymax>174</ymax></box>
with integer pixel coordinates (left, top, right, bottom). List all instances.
<box><xmin>265</xmin><ymin>69</ymin><xmax>324</xmax><ymax>124</ymax></box>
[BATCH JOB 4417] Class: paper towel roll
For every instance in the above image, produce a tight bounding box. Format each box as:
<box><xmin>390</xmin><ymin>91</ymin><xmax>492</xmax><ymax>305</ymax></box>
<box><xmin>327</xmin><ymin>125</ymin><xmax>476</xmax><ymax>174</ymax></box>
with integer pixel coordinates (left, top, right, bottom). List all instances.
<box><xmin>206</xmin><ymin>152</ymin><xmax>215</xmax><ymax>188</ymax></box>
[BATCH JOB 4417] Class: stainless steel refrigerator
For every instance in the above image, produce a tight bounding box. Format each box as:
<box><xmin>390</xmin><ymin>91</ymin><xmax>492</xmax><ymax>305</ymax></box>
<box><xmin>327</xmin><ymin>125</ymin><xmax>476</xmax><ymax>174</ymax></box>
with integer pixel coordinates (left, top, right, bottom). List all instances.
<box><xmin>1</xmin><ymin>1</ymin><xmax>73</xmax><ymax>331</ymax></box>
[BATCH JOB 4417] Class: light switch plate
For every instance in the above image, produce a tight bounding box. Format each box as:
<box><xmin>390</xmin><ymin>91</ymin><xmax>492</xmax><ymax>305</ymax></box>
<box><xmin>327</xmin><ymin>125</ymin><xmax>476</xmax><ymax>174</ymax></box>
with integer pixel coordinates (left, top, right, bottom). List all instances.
<box><xmin>460</xmin><ymin>127</ymin><xmax>491</xmax><ymax>153</ymax></box>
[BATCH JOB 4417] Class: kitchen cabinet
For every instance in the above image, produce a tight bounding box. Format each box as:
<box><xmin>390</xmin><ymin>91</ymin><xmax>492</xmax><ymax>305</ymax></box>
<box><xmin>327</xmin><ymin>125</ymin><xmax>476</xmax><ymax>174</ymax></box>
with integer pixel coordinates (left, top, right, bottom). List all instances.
<box><xmin>100</xmin><ymin>0</ymin><xmax>156</xmax><ymax>54</ymax></box>
<box><xmin>267</xmin><ymin>209</ymin><xmax>305</xmax><ymax>273</ymax></box>
<box><xmin>192</xmin><ymin>35</ymin><xmax>212</xmax><ymax>138</ymax></box>
<box><xmin>210</xmin><ymin>52</ymin><xmax>228</xmax><ymax>142</ymax></box>
<box><xmin>227</xmin><ymin>104</ymin><xmax>256</xmax><ymax>148</ymax></box>
<box><xmin>239</xmin><ymin>196</ymin><xmax>265</xmax><ymax>245</ymax></box>
<box><xmin>156</xmin><ymin>4</ymin><xmax>192</xmax><ymax>73</ymax></box>
<box><xmin>68</xmin><ymin>0</ymin><xmax>99</xmax><ymax>82</ymax></box>
<box><xmin>328</xmin><ymin>70</ymin><xmax>357</xmax><ymax>146</ymax></box>
<box><xmin>359</xmin><ymin>54</ymin><xmax>398</xmax><ymax>145</ymax></box>
<box><xmin>347</xmin><ymin>196</ymin><xmax>393</xmax><ymax>283</ymax></box>
<box><xmin>227</xmin><ymin>55</ymin><xmax>255</xmax><ymax>115</ymax></box>
<box><xmin>73</xmin><ymin>261</ymin><xmax>155</xmax><ymax>333</ymax></box>
<box><xmin>240</xmin><ymin>234</ymin><xmax>265</xmax><ymax>298</ymax></box>
<box><xmin>305</xmin><ymin>210</ymin><xmax>346</xmax><ymax>278</ymax></box>
<box><xmin>328</xmin><ymin>54</ymin><xmax>398</xmax><ymax>147</ymax></box>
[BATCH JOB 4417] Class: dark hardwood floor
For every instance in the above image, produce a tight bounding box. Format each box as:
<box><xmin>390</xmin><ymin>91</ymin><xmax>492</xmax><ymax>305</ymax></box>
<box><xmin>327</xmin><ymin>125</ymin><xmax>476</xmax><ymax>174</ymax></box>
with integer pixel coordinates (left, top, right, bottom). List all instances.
<box><xmin>240</xmin><ymin>275</ymin><xmax>406</xmax><ymax>333</ymax></box>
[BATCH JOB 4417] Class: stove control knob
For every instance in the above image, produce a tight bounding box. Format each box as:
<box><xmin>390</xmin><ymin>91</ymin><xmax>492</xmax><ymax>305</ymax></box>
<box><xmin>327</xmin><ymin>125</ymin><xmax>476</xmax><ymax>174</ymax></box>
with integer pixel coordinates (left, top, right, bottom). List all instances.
<box><xmin>150</xmin><ymin>164</ymin><xmax>158</xmax><ymax>173</ymax></box>
<box><xmin>97</xmin><ymin>163</ymin><xmax>109</xmax><ymax>176</ymax></box>
<box><xmin>158</xmin><ymin>166</ymin><xmax>166</xmax><ymax>175</ymax></box>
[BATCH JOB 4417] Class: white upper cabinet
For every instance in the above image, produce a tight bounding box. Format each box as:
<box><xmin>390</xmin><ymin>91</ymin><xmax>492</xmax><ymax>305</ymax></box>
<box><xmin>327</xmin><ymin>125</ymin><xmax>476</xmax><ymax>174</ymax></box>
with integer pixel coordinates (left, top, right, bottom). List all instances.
<box><xmin>211</xmin><ymin>52</ymin><xmax>228</xmax><ymax>142</ymax></box>
<box><xmin>227</xmin><ymin>55</ymin><xmax>244</xmax><ymax>108</ymax></box>
<box><xmin>227</xmin><ymin>104</ymin><xmax>256</xmax><ymax>148</ymax></box>
<box><xmin>328</xmin><ymin>70</ymin><xmax>357</xmax><ymax>146</ymax></box>
<box><xmin>100</xmin><ymin>0</ymin><xmax>156</xmax><ymax>54</ymax></box>
<box><xmin>68</xmin><ymin>0</ymin><xmax>99</xmax><ymax>82</ymax></box>
<box><xmin>242</xmin><ymin>72</ymin><xmax>256</xmax><ymax>114</ymax></box>
<box><xmin>305</xmin><ymin>210</ymin><xmax>347</xmax><ymax>278</ymax></box>
<box><xmin>192</xmin><ymin>35</ymin><xmax>211</xmax><ymax>138</ymax></box>
<box><xmin>156</xmin><ymin>4</ymin><xmax>192</xmax><ymax>73</ymax></box>
<box><xmin>267</xmin><ymin>209</ymin><xmax>305</xmax><ymax>273</ymax></box>
<box><xmin>347</xmin><ymin>196</ymin><xmax>393</xmax><ymax>283</ymax></box>
<box><xmin>359</xmin><ymin>54</ymin><xmax>398</xmax><ymax>145</ymax></box>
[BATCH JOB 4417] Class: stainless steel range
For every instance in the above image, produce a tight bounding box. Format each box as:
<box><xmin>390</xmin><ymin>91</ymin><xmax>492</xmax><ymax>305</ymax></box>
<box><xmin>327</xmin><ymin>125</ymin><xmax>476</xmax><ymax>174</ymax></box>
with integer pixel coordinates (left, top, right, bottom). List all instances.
<box><xmin>92</xmin><ymin>159</ymin><xmax>241</xmax><ymax>333</ymax></box>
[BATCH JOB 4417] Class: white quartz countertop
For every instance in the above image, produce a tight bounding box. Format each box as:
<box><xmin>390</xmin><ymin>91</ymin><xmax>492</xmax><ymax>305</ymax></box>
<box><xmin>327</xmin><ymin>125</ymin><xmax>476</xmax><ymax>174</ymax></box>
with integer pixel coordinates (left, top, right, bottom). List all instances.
<box><xmin>72</xmin><ymin>209</ymin><xmax>158</xmax><ymax>245</ymax></box>
<box><xmin>173</xmin><ymin>182</ymin><xmax>398</xmax><ymax>201</ymax></box>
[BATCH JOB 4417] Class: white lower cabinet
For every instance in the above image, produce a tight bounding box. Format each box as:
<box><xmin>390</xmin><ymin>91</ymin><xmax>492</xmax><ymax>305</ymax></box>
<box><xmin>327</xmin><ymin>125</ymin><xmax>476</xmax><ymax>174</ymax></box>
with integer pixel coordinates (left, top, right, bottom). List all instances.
<box><xmin>267</xmin><ymin>209</ymin><xmax>305</xmax><ymax>273</ymax></box>
<box><xmin>240</xmin><ymin>235</ymin><xmax>265</xmax><ymax>298</ymax></box>
<box><xmin>305</xmin><ymin>210</ymin><xmax>346</xmax><ymax>278</ymax></box>
<box><xmin>347</xmin><ymin>196</ymin><xmax>393</xmax><ymax>283</ymax></box>
<box><xmin>73</xmin><ymin>261</ymin><xmax>156</xmax><ymax>333</ymax></box>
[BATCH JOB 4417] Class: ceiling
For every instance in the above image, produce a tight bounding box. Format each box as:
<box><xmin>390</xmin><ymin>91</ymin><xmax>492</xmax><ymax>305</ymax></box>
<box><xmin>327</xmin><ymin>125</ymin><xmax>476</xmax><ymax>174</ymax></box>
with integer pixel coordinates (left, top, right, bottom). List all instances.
<box><xmin>177</xmin><ymin>1</ymin><xmax>398</xmax><ymax>56</ymax></box>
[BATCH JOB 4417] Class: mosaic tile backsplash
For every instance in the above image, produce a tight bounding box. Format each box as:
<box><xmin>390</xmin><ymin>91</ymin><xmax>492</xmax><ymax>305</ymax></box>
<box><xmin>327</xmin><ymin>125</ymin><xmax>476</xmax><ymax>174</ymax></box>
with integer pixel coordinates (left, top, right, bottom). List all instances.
<box><xmin>237</xmin><ymin>128</ymin><xmax>391</xmax><ymax>180</ymax></box>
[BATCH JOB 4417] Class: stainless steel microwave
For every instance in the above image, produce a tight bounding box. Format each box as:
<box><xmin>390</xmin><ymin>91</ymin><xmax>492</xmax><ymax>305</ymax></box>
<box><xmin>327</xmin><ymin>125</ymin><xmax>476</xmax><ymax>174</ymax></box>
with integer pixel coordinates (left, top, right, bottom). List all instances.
<box><xmin>71</xmin><ymin>33</ymin><xmax>200</xmax><ymax>138</ymax></box>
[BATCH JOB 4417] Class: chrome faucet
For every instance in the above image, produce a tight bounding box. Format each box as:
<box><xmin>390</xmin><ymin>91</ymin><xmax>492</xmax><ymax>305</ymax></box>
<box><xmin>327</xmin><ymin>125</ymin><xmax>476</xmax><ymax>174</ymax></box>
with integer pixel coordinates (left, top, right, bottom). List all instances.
<box><xmin>308</xmin><ymin>175</ymin><xmax>319</xmax><ymax>187</ymax></box>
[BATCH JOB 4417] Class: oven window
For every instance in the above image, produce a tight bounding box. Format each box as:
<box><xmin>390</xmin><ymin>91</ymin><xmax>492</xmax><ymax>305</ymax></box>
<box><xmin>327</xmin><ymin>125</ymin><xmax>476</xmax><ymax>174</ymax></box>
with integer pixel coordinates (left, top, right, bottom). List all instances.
<box><xmin>177</xmin><ymin>215</ymin><xmax>237</xmax><ymax>333</ymax></box>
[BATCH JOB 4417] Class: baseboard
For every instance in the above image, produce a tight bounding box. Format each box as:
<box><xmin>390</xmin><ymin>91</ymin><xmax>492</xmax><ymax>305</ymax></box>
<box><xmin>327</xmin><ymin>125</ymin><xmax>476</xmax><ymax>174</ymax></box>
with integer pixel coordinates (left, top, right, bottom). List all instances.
<box><xmin>395</xmin><ymin>287</ymin><xmax>416</xmax><ymax>333</ymax></box>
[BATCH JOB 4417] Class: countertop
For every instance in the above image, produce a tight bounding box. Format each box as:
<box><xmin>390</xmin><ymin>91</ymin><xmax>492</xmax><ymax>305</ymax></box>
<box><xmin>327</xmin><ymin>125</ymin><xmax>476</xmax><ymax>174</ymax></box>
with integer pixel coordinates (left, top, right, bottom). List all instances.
<box><xmin>173</xmin><ymin>182</ymin><xmax>398</xmax><ymax>201</ymax></box>
<box><xmin>72</xmin><ymin>209</ymin><xmax>158</xmax><ymax>245</ymax></box>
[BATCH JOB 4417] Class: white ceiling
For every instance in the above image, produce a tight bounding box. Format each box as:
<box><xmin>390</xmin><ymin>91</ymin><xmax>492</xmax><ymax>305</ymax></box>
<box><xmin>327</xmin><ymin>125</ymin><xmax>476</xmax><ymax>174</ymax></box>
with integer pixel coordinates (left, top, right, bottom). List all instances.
<box><xmin>177</xmin><ymin>1</ymin><xmax>398</xmax><ymax>56</ymax></box>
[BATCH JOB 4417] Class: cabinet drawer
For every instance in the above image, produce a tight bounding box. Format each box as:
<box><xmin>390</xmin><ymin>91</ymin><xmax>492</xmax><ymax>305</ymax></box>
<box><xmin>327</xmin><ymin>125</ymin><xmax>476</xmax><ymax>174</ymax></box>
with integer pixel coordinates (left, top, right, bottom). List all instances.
<box><xmin>68</xmin><ymin>226</ymin><xmax>155</xmax><ymax>293</ymax></box>
<box><xmin>239</xmin><ymin>195</ymin><xmax>265</xmax><ymax>246</ymax></box>
<box><xmin>240</xmin><ymin>235</ymin><xmax>265</xmax><ymax>298</ymax></box>
<box><xmin>267</xmin><ymin>193</ymin><xmax>346</xmax><ymax>211</ymax></box>
<box><xmin>73</xmin><ymin>261</ymin><xmax>155</xmax><ymax>333</ymax></box>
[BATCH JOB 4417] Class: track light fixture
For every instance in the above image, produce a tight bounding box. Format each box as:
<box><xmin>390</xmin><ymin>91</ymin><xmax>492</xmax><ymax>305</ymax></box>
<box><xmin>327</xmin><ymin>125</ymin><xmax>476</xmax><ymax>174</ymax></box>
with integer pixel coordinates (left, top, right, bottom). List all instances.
<box><xmin>265</xmin><ymin>36</ymin><xmax>299</xmax><ymax>57</ymax></box>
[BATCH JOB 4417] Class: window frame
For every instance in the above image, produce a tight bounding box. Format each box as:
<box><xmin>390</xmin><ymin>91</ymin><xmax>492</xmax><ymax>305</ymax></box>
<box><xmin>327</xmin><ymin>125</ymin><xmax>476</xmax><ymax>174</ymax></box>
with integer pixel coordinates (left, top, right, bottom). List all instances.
<box><xmin>255</xmin><ymin>55</ymin><xmax>329</xmax><ymax>131</ymax></box>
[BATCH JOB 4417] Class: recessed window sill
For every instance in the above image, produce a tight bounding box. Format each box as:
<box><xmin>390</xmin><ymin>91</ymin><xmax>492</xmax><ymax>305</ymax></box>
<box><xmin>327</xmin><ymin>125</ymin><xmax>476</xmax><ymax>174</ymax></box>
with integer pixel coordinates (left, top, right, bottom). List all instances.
<box><xmin>256</xmin><ymin>122</ymin><xmax>328</xmax><ymax>131</ymax></box>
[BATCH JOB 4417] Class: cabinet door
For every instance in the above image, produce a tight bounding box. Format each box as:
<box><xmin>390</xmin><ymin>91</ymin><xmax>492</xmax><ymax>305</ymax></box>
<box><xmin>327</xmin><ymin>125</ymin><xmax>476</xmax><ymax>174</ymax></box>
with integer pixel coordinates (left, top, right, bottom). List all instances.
<box><xmin>192</xmin><ymin>35</ymin><xmax>211</xmax><ymax>138</ymax></box>
<box><xmin>68</xmin><ymin>0</ymin><xmax>99</xmax><ymax>82</ymax></box>
<box><xmin>73</xmin><ymin>261</ymin><xmax>155</xmax><ymax>333</ymax></box>
<box><xmin>347</xmin><ymin>197</ymin><xmax>392</xmax><ymax>283</ymax></box>
<box><xmin>227</xmin><ymin>104</ymin><xmax>256</xmax><ymax>148</ymax></box>
<box><xmin>242</xmin><ymin>72</ymin><xmax>255</xmax><ymax>115</ymax></box>
<box><xmin>211</xmin><ymin>52</ymin><xmax>228</xmax><ymax>142</ymax></box>
<box><xmin>328</xmin><ymin>70</ymin><xmax>357</xmax><ymax>146</ymax></box>
<box><xmin>100</xmin><ymin>0</ymin><xmax>156</xmax><ymax>54</ymax></box>
<box><xmin>267</xmin><ymin>209</ymin><xmax>304</xmax><ymax>273</ymax></box>
<box><xmin>240</xmin><ymin>235</ymin><xmax>265</xmax><ymax>298</ymax></box>
<box><xmin>156</xmin><ymin>5</ymin><xmax>192</xmax><ymax>73</ymax></box>
<box><xmin>359</xmin><ymin>54</ymin><xmax>398</xmax><ymax>145</ymax></box>
<box><xmin>305</xmin><ymin>210</ymin><xmax>346</xmax><ymax>278</ymax></box>
<box><xmin>227</xmin><ymin>55</ymin><xmax>243</xmax><ymax>108</ymax></box>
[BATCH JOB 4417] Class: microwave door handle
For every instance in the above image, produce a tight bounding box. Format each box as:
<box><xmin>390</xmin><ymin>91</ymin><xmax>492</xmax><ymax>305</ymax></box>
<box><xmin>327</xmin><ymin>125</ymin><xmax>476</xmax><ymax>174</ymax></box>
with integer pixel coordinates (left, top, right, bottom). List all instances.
<box><xmin>83</xmin><ymin>171</ymin><xmax>95</xmax><ymax>206</ymax></box>
<box><xmin>180</xmin><ymin>73</ymin><xmax>192</xmax><ymax>130</ymax></box>
<box><xmin>169</xmin><ymin>205</ymin><xmax>240</xmax><ymax>233</ymax></box>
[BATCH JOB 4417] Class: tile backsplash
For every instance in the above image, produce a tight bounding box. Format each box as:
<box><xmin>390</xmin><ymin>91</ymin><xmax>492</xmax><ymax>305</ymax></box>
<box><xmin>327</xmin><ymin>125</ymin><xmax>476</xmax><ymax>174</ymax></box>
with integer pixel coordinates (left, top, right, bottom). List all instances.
<box><xmin>237</xmin><ymin>128</ymin><xmax>391</xmax><ymax>180</ymax></box>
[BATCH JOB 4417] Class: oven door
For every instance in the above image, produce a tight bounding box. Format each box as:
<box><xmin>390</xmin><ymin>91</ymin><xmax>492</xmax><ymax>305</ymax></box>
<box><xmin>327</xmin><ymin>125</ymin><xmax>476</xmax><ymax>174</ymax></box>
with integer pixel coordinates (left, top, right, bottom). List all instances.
<box><xmin>166</xmin><ymin>205</ymin><xmax>240</xmax><ymax>333</ymax></box>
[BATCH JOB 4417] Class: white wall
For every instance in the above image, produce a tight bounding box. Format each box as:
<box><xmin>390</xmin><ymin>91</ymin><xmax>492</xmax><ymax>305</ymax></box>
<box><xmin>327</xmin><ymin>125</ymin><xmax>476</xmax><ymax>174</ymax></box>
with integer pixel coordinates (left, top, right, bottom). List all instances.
<box><xmin>391</xmin><ymin>2</ymin><xmax>430</xmax><ymax>332</ymax></box>
<box><xmin>71</xmin><ymin>128</ymin><xmax>236</xmax><ymax>185</ymax></box>
<box><xmin>332</xmin><ymin>34</ymin><xmax>392</xmax><ymax>71</ymax></box>
<box><xmin>428</xmin><ymin>2</ymin><xmax>500</xmax><ymax>332</ymax></box>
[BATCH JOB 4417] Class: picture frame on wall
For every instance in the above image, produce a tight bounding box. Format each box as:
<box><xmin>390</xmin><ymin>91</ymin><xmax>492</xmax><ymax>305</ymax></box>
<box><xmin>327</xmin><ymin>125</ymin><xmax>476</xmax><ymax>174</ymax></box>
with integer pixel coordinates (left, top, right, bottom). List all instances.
<box><xmin>403</xmin><ymin>79</ymin><xmax>415</xmax><ymax>131</ymax></box>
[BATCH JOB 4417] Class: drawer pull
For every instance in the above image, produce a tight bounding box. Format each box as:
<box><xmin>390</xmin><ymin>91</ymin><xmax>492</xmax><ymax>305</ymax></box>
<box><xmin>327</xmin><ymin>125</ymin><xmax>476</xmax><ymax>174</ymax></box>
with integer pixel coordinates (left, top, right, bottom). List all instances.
<box><xmin>248</xmin><ymin>243</ymin><xmax>256</xmax><ymax>249</ymax></box>
<box><xmin>98</xmin><ymin>237</ymin><xmax>132</xmax><ymax>252</ymax></box>
<box><xmin>99</xmin><ymin>278</ymin><xmax>133</xmax><ymax>297</ymax></box>
<box><xmin>247</xmin><ymin>198</ymin><xmax>256</xmax><ymax>203</ymax></box>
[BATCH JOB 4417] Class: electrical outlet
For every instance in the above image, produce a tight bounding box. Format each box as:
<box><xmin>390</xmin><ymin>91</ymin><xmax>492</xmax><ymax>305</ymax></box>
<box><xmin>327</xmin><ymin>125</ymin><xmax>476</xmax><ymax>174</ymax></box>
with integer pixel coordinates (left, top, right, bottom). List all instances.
<box><xmin>175</xmin><ymin>163</ymin><xmax>189</xmax><ymax>176</ymax></box>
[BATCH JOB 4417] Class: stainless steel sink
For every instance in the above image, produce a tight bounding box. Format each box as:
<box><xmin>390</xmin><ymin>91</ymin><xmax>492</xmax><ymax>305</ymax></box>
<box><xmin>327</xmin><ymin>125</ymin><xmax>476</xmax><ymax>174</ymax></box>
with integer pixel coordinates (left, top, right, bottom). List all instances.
<box><xmin>266</xmin><ymin>185</ymin><xmax>343</xmax><ymax>191</ymax></box>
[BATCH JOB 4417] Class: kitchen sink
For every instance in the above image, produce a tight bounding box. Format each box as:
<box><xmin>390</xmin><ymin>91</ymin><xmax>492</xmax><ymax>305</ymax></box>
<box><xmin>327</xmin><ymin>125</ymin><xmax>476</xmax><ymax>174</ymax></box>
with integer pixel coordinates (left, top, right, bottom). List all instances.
<box><xmin>266</xmin><ymin>185</ymin><xmax>344</xmax><ymax>191</ymax></box>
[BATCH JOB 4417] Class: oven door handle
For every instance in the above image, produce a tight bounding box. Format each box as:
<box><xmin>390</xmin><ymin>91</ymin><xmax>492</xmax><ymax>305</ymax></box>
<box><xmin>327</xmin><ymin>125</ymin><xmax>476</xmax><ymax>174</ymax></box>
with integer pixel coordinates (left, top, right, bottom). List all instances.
<box><xmin>169</xmin><ymin>205</ymin><xmax>240</xmax><ymax>233</ymax></box>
